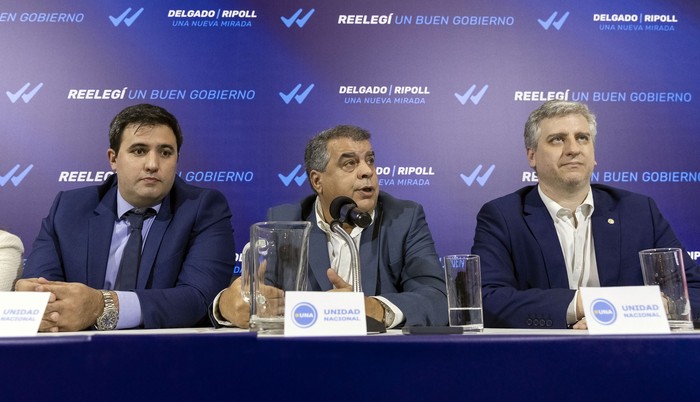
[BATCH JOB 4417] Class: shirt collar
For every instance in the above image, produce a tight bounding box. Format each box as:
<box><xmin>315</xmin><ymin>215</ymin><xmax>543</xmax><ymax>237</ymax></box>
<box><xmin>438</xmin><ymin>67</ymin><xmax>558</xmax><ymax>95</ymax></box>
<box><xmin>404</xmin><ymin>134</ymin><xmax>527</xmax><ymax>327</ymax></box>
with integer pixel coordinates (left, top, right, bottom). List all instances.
<box><xmin>116</xmin><ymin>190</ymin><xmax>162</xmax><ymax>220</ymax></box>
<box><xmin>538</xmin><ymin>186</ymin><xmax>594</xmax><ymax>221</ymax></box>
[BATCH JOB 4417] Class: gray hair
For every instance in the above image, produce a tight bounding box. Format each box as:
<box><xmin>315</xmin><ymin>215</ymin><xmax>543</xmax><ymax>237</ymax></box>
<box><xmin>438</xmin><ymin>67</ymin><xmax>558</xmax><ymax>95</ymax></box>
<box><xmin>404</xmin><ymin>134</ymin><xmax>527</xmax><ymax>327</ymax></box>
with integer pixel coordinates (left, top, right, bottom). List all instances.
<box><xmin>304</xmin><ymin>125</ymin><xmax>372</xmax><ymax>193</ymax></box>
<box><xmin>524</xmin><ymin>100</ymin><xmax>597</xmax><ymax>150</ymax></box>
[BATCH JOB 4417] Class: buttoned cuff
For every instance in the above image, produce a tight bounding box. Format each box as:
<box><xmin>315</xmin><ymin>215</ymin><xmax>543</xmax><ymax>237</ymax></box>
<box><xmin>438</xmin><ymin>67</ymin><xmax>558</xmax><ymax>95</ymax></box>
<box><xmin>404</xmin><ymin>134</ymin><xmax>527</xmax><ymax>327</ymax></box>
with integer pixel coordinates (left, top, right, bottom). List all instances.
<box><xmin>211</xmin><ymin>289</ymin><xmax>235</xmax><ymax>327</ymax></box>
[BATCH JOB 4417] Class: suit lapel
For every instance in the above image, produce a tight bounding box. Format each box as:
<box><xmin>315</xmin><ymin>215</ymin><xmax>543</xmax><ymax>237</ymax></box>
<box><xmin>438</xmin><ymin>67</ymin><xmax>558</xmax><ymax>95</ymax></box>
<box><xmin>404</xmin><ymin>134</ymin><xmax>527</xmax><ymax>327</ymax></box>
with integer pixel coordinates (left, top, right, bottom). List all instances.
<box><xmin>138</xmin><ymin>194</ymin><xmax>172</xmax><ymax>289</ymax></box>
<box><xmin>306</xmin><ymin>210</ymin><xmax>332</xmax><ymax>290</ymax></box>
<box><xmin>303</xmin><ymin>198</ymin><xmax>380</xmax><ymax>293</ymax></box>
<box><xmin>523</xmin><ymin>188</ymin><xmax>569</xmax><ymax>288</ymax></box>
<box><xmin>87</xmin><ymin>184</ymin><xmax>118</xmax><ymax>288</ymax></box>
<box><xmin>591</xmin><ymin>188</ymin><xmax>621</xmax><ymax>286</ymax></box>
<box><xmin>359</xmin><ymin>202</ymin><xmax>381</xmax><ymax>295</ymax></box>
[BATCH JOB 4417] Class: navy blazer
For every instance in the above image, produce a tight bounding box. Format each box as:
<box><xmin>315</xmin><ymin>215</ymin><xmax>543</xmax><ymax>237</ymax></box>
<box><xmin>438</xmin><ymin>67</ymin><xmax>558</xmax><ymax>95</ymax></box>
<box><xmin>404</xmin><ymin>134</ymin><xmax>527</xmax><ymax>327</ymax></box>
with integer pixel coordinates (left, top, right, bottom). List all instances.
<box><xmin>24</xmin><ymin>174</ymin><xmax>236</xmax><ymax>328</ymax></box>
<box><xmin>472</xmin><ymin>184</ymin><xmax>700</xmax><ymax>328</ymax></box>
<box><xmin>267</xmin><ymin>191</ymin><xmax>448</xmax><ymax>326</ymax></box>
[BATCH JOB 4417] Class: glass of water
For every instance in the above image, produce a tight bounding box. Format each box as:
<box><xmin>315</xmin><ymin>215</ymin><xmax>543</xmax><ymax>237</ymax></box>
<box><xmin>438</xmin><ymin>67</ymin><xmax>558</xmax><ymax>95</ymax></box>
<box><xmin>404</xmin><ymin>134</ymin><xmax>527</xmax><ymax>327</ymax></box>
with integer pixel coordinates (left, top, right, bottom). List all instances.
<box><xmin>443</xmin><ymin>254</ymin><xmax>483</xmax><ymax>332</ymax></box>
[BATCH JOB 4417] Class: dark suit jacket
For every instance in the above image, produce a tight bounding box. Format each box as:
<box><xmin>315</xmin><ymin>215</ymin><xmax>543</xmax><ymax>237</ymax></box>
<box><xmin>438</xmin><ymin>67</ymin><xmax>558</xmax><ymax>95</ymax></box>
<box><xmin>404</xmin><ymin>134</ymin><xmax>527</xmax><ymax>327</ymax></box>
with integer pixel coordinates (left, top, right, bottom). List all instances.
<box><xmin>472</xmin><ymin>184</ymin><xmax>700</xmax><ymax>328</ymax></box>
<box><xmin>24</xmin><ymin>174</ymin><xmax>236</xmax><ymax>328</ymax></box>
<box><xmin>267</xmin><ymin>191</ymin><xmax>448</xmax><ymax>326</ymax></box>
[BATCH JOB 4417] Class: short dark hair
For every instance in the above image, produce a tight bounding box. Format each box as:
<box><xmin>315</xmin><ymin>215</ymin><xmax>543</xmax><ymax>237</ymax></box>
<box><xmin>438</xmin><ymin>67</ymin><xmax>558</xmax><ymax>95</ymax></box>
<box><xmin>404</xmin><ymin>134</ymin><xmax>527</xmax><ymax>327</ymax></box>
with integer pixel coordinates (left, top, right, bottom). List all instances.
<box><xmin>108</xmin><ymin>104</ymin><xmax>183</xmax><ymax>154</ymax></box>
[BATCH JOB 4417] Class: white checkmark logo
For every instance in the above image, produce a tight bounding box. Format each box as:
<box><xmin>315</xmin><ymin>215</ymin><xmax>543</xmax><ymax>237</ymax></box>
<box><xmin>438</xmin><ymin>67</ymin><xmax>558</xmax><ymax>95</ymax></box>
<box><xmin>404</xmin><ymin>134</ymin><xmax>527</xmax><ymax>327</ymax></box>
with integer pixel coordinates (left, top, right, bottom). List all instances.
<box><xmin>6</xmin><ymin>83</ymin><xmax>43</xmax><ymax>103</ymax></box>
<box><xmin>538</xmin><ymin>11</ymin><xmax>569</xmax><ymax>30</ymax></box>
<box><xmin>279</xmin><ymin>84</ymin><xmax>314</xmax><ymax>104</ymax></box>
<box><xmin>0</xmin><ymin>164</ymin><xmax>33</xmax><ymax>187</ymax></box>
<box><xmin>455</xmin><ymin>85</ymin><xmax>488</xmax><ymax>105</ymax></box>
<box><xmin>460</xmin><ymin>165</ymin><xmax>495</xmax><ymax>187</ymax></box>
<box><xmin>110</xmin><ymin>8</ymin><xmax>144</xmax><ymax>27</ymax></box>
<box><xmin>278</xmin><ymin>164</ymin><xmax>307</xmax><ymax>186</ymax></box>
<box><xmin>281</xmin><ymin>9</ymin><xmax>315</xmax><ymax>28</ymax></box>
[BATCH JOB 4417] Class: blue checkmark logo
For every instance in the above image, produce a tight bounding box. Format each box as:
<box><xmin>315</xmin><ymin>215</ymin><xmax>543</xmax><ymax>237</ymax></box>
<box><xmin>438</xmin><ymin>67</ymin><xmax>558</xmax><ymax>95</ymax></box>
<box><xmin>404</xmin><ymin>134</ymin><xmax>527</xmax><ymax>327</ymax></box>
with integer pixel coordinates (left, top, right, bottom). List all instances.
<box><xmin>460</xmin><ymin>165</ymin><xmax>495</xmax><ymax>187</ymax></box>
<box><xmin>278</xmin><ymin>164</ymin><xmax>308</xmax><ymax>187</ymax></box>
<box><xmin>454</xmin><ymin>84</ymin><xmax>489</xmax><ymax>105</ymax></box>
<box><xmin>0</xmin><ymin>164</ymin><xmax>33</xmax><ymax>187</ymax></box>
<box><xmin>279</xmin><ymin>84</ymin><xmax>315</xmax><ymax>104</ymax></box>
<box><xmin>6</xmin><ymin>83</ymin><xmax>44</xmax><ymax>104</ymax></box>
<box><xmin>110</xmin><ymin>7</ymin><xmax>144</xmax><ymax>27</ymax></box>
<box><xmin>281</xmin><ymin>9</ymin><xmax>315</xmax><ymax>28</ymax></box>
<box><xmin>538</xmin><ymin>11</ymin><xmax>569</xmax><ymax>30</ymax></box>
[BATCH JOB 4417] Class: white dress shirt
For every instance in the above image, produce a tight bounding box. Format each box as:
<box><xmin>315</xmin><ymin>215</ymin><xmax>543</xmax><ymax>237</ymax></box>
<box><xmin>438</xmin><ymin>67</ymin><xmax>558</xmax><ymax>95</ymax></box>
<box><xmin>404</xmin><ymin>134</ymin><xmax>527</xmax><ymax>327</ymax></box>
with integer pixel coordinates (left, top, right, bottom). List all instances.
<box><xmin>211</xmin><ymin>199</ymin><xmax>405</xmax><ymax>328</ymax></box>
<box><xmin>313</xmin><ymin>199</ymin><xmax>404</xmax><ymax>328</ymax></box>
<box><xmin>539</xmin><ymin>187</ymin><xmax>600</xmax><ymax>323</ymax></box>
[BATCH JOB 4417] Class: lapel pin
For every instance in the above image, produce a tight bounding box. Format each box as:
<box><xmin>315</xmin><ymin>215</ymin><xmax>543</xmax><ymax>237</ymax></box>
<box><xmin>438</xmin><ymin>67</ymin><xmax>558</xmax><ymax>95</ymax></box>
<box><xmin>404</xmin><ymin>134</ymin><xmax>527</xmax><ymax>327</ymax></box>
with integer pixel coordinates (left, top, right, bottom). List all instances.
<box><xmin>607</xmin><ymin>218</ymin><xmax>615</xmax><ymax>224</ymax></box>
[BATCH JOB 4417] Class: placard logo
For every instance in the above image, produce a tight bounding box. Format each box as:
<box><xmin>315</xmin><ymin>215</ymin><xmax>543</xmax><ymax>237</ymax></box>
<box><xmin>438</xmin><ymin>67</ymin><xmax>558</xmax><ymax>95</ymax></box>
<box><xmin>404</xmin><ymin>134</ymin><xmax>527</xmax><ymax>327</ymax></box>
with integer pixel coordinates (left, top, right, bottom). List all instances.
<box><xmin>590</xmin><ymin>298</ymin><xmax>617</xmax><ymax>325</ymax></box>
<box><xmin>292</xmin><ymin>302</ymin><xmax>318</xmax><ymax>328</ymax></box>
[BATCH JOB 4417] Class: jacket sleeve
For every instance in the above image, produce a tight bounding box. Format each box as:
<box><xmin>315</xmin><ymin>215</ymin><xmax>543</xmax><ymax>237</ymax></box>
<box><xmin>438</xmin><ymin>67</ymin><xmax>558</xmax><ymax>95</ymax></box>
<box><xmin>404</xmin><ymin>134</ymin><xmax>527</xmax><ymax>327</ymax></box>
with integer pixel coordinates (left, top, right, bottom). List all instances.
<box><xmin>378</xmin><ymin>203</ymin><xmax>449</xmax><ymax>327</ymax></box>
<box><xmin>136</xmin><ymin>189</ymin><xmax>236</xmax><ymax>328</ymax></box>
<box><xmin>23</xmin><ymin>191</ymin><xmax>71</xmax><ymax>281</ymax></box>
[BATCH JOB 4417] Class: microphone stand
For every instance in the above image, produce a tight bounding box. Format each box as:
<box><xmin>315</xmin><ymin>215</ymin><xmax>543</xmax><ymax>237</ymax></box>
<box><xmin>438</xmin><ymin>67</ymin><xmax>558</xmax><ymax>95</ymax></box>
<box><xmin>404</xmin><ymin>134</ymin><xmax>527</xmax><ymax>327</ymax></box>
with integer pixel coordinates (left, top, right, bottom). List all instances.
<box><xmin>330</xmin><ymin>220</ymin><xmax>385</xmax><ymax>333</ymax></box>
<box><xmin>330</xmin><ymin>220</ymin><xmax>362</xmax><ymax>292</ymax></box>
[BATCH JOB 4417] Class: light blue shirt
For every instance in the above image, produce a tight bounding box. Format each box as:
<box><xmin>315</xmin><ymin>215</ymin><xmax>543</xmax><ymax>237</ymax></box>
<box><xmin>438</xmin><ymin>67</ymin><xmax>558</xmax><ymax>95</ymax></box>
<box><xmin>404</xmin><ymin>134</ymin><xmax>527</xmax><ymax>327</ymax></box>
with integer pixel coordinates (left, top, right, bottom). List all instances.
<box><xmin>106</xmin><ymin>191</ymin><xmax>160</xmax><ymax>329</ymax></box>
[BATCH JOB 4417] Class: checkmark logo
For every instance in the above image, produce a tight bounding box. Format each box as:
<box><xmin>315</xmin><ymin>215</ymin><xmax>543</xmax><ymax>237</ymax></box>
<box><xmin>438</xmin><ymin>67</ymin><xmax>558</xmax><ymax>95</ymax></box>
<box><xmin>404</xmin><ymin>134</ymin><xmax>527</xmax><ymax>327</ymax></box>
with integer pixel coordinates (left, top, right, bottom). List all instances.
<box><xmin>538</xmin><ymin>11</ymin><xmax>569</xmax><ymax>30</ymax></box>
<box><xmin>281</xmin><ymin>8</ymin><xmax>315</xmax><ymax>28</ymax></box>
<box><xmin>460</xmin><ymin>164</ymin><xmax>495</xmax><ymax>187</ymax></box>
<box><xmin>278</xmin><ymin>164</ymin><xmax>307</xmax><ymax>187</ymax></box>
<box><xmin>279</xmin><ymin>84</ymin><xmax>315</xmax><ymax>104</ymax></box>
<box><xmin>110</xmin><ymin>7</ymin><xmax>144</xmax><ymax>27</ymax></box>
<box><xmin>6</xmin><ymin>83</ymin><xmax>44</xmax><ymax>104</ymax></box>
<box><xmin>0</xmin><ymin>164</ymin><xmax>33</xmax><ymax>187</ymax></box>
<box><xmin>454</xmin><ymin>84</ymin><xmax>489</xmax><ymax>105</ymax></box>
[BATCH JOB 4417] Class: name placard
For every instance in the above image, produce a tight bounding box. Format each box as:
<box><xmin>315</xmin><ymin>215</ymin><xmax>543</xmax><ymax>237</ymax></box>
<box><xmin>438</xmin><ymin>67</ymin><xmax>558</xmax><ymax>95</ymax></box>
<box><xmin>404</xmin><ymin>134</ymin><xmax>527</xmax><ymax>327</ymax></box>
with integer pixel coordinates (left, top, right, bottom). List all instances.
<box><xmin>284</xmin><ymin>291</ymin><xmax>367</xmax><ymax>336</ymax></box>
<box><xmin>580</xmin><ymin>286</ymin><xmax>670</xmax><ymax>334</ymax></box>
<box><xmin>0</xmin><ymin>291</ymin><xmax>50</xmax><ymax>337</ymax></box>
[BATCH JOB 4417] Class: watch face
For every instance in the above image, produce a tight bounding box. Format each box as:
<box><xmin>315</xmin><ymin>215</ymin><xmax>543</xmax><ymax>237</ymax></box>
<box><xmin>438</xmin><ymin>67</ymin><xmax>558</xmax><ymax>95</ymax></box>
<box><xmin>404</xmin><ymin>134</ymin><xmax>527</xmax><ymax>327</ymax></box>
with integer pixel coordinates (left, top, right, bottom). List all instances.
<box><xmin>96</xmin><ymin>291</ymin><xmax>118</xmax><ymax>330</ymax></box>
<box><xmin>97</xmin><ymin>310</ymin><xmax>118</xmax><ymax>330</ymax></box>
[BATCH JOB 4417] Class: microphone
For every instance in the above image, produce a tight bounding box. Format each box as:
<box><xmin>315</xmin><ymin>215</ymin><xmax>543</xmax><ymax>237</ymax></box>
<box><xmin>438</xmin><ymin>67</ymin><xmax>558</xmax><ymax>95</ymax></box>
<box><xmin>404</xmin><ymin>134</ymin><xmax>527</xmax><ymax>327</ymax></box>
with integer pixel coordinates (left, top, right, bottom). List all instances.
<box><xmin>328</xmin><ymin>196</ymin><xmax>382</xmax><ymax>333</ymax></box>
<box><xmin>329</xmin><ymin>196</ymin><xmax>372</xmax><ymax>228</ymax></box>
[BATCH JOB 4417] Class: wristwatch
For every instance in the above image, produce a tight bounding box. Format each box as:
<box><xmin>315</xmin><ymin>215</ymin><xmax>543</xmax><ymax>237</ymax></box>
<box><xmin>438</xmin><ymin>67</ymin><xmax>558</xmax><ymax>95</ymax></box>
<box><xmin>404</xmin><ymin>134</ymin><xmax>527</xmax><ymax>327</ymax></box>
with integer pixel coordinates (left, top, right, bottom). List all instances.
<box><xmin>377</xmin><ymin>299</ymin><xmax>395</xmax><ymax>328</ymax></box>
<box><xmin>95</xmin><ymin>290</ymin><xmax>119</xmax><ymax>331</ymax></box>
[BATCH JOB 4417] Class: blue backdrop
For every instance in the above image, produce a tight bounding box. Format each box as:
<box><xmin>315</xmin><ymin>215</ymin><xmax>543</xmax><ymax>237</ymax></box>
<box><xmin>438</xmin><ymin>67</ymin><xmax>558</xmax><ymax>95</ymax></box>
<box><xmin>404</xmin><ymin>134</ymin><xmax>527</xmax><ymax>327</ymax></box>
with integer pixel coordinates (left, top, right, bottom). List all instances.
<box><xmin>2</xmin><ymin>0</ymin><xmax>699</xmax><ymax>270</ymax></box>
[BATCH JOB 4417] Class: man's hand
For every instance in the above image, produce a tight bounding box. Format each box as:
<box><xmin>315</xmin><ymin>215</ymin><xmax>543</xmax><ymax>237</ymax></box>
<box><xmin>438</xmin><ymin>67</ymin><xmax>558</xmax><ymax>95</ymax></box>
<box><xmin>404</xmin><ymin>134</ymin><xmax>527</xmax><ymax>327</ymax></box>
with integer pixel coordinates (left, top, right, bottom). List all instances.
<box><xmin>571</xmin><ymin>290</ymin><xmax>587</xmax><ymax>329</ymax></box>
<box><xmin>327</xmin><ymin>268</ymin><xmax>352</xmax><ymax>292</ymax></box>
<box><xmin>572</xmin><ymin>317</ymin><xmax>587</xmax><ymax>330</ymax></box>
<box><xmin>219</xmin><ymin>277</ymin><xmax>285</xmax><ymax>328</ymax></box>
<box><xmin>15</xmin><ymin>277</ymin><xmax>104</xmax><ymax>332</ymax></box>
<box><xmin>326</xmin><ymin>268</ymin><xmax>384</xmax><ymax>323</ymax></box>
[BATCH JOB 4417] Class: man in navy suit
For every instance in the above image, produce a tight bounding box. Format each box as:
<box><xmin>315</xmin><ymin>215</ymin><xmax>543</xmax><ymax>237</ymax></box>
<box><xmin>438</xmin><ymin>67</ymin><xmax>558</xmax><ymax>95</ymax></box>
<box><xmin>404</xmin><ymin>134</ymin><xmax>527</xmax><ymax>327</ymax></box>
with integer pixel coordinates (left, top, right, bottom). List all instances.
<box><xmin>17</xmin><ymin>104</ymin><xmax>235</xmax><ymax>331</ymax></box>
<box><xmin>472</xmin><ymin>100</ymin><xmax>700</xmax><ymax>329</ymax></box>
<box><xmin>212</xmin><ymin>125</ymin><xmax>448</xmax><ymax>328</ymax></box>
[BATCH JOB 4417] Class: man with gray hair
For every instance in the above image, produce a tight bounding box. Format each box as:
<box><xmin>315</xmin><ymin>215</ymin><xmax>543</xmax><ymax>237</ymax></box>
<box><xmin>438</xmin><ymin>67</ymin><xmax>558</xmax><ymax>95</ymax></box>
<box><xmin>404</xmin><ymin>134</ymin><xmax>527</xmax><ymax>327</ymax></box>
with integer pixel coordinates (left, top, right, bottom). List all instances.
<box><xmin>472</xmin><ymin>100</ymin><xmax>700</xmax><ymax>329</ymax></box>
<box><xmin>212</xmin><ymin>125</ymin><xmax>448</xmax><ymax>328</ymax></box>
